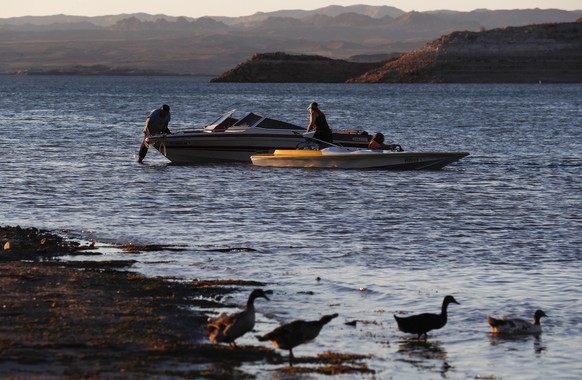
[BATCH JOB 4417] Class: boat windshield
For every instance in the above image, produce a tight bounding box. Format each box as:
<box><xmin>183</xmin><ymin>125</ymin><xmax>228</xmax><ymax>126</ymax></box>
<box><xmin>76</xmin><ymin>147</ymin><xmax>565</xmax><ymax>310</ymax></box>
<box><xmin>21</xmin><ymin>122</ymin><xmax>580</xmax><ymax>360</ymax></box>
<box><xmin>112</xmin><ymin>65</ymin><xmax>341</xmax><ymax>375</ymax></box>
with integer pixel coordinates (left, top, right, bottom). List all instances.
<box><xmin>228</xmin><ymin>112</ymin><xmax>266</xmax><ymax>130</ymax></box>
<box><xmin>204</xmin><ymin>110</ymin><xmax>303</xmax><ymax>132</ymax></box>
<box><xmin>256</xmin><ymin>118</ymin><xmax>303</xmax><ymax>130</ymax></box>
<box><xmin>205</xmin><ymin>109</ymin><xmax>237</xmax><ymax>131</ymax></box>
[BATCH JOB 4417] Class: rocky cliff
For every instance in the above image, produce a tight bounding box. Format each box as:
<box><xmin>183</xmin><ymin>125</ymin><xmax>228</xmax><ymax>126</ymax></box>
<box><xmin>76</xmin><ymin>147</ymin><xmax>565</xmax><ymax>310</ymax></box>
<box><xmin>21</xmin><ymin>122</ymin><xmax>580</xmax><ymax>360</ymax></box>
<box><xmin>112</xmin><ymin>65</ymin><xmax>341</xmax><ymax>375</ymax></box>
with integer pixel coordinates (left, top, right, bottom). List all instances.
<box><xmin>210</xmin><ymin>52</ymin><xmax>387</xmax><ymax>83</ymax></box>
<box><xmin>350</xmin><ymin>22</ymin><xmax>582</xmax><ymax>83</ymax></box>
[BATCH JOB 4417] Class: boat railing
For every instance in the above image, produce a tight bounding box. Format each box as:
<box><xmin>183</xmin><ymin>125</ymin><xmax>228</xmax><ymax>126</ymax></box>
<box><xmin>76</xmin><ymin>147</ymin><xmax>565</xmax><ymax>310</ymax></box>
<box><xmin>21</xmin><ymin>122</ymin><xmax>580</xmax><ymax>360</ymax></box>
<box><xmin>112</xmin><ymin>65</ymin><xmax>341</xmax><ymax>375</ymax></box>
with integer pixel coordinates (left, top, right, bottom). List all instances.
<box><xmin>332</xmin><ymin>129</ymin><xmax>370</xmax><ymax>135</ymax></box>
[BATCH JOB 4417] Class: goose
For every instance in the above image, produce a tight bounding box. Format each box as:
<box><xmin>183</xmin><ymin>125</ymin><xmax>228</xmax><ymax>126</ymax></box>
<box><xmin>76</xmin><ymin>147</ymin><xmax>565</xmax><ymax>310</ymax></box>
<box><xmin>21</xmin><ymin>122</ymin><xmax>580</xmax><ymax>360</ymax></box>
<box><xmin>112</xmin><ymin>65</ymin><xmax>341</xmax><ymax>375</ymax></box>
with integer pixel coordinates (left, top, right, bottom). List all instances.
<box><xmin>258</xmin><ymin>313</ymin><xmax>338</xmax><ymax>365</ymax></box>
<box><xmin>394</xmin><ymin>295</ymin><xmax>460</xmax><ymax>339</ymax></box>
<box><xmin>205</xmin><ymin>288</ymin><xmax>270</xmax><ymax>348</ymax></box>
<box><xmin>487</xmin><ymin>309</ymin><xmax>547</xmax><ymax>335</ymax></box>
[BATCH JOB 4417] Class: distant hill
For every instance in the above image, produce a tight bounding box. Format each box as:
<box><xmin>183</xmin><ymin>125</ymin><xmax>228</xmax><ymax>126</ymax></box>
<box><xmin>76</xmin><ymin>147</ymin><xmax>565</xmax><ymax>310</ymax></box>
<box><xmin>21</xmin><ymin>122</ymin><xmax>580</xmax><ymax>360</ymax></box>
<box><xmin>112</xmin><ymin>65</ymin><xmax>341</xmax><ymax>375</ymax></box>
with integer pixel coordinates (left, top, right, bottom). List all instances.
<box><xmin>216</xmin><ymin>5</ymin><xmax>406</xmax><ymax>24</ymax></box>
<box><xmin>1</xmin><ymin>6</ymin><xmax>580</xmax><ymax>76</ymax></box>
<box><xmin>350</xmin><ymin>22</ymin><xmax>582</xmax><ymax>83</ymax></box>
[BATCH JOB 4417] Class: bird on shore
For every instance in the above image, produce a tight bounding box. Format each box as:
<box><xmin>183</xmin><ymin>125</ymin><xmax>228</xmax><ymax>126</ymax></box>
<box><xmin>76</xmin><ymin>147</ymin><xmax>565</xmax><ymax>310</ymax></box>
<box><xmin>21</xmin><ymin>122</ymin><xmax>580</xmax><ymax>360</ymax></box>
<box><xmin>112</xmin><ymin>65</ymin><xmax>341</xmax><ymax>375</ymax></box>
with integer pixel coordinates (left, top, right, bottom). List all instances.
<box><xmin>258</xmin><ymin>313</ymin><xmax>338</xmax><ymax>365</ymax></box>
<box><xmin>487</xmin><ymin>309</ymin><xmax>547</xmax><ymax>335</ymax></box>
<box><xmin>205</xmin><ymin>288</ymin><xmax>270</xmax><ymax>349</ymax></box>
<box><xmin>394</xmin><ymin>295</ymin><xmax>460</xmax><ymax>340</ymax></box>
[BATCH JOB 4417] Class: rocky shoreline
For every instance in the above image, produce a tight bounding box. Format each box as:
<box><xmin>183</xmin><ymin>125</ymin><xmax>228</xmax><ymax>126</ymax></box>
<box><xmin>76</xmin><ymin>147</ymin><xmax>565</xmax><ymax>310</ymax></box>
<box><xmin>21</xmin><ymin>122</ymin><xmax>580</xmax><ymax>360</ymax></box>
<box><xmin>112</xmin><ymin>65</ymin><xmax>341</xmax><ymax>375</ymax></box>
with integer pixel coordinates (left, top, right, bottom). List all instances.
<box><xmin>12</xmin><ymin>64</ymin><xmax>186</xmax><ymax>76</ymax></box>
<box><xmin>351</xmin><ymin>22</ymin><xmax>582</xmax><ymax>83</ymax></box>
<box><xmin>212</xmin><ymin>22</ymin><xmax>582</xmax><ymax>83</ymax></box>
<box><xmin>210</xmin><ymin>52</ymin><xmax>387</xmax><ymax>83</ymax></box>
<box><xmin>0</xmin><ymin>226</ymin><xmax>372</xmax><ymax>378</ymax></box>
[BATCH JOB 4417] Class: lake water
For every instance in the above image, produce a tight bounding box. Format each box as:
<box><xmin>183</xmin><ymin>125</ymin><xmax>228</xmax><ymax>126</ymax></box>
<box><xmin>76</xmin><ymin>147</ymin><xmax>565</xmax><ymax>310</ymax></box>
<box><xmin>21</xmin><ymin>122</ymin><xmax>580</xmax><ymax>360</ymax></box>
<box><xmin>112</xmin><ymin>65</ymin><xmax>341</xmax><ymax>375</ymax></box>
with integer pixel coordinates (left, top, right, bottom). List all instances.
<box><xmin>1</xmin><ymin>76</ymin><xmax>581</xmax><ymax>379</ymax></box>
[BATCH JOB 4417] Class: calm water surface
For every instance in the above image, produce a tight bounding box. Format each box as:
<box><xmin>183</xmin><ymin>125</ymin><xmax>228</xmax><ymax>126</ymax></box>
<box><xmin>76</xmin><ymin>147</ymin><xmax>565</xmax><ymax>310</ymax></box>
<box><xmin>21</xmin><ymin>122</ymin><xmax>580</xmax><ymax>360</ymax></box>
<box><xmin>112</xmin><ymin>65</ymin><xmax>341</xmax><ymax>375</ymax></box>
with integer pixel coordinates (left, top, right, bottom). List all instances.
<box><xmin>1</xmin><ymin>76</ymin><xmax>581</xmax><ymax>379</ymax></box>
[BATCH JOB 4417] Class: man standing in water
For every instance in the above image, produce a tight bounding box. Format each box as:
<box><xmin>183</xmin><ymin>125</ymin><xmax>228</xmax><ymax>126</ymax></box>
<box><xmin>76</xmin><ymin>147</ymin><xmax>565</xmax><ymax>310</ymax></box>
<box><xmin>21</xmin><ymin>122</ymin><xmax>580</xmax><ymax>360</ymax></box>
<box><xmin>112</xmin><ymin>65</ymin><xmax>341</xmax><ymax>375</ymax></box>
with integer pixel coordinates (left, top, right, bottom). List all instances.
<box><xmin>138</xmin><ymin>104</ymin><xmax>171</xmax><ymax>163</ymax></box>
<box><xmin>306</xmin><ymin>102</ymin><xmax>333</xmax><ymax>148</ymax></box>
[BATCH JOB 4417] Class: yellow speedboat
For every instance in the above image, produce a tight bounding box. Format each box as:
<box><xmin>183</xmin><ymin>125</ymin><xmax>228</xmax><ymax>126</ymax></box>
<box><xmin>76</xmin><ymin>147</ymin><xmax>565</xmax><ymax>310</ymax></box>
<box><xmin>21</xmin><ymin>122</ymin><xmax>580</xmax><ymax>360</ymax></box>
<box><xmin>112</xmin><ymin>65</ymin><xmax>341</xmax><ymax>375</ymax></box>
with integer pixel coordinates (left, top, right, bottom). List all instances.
<box><xmin>251</xmin><ymin>147</ymin><xmax>469</xmax><ymax>170</ymax></box>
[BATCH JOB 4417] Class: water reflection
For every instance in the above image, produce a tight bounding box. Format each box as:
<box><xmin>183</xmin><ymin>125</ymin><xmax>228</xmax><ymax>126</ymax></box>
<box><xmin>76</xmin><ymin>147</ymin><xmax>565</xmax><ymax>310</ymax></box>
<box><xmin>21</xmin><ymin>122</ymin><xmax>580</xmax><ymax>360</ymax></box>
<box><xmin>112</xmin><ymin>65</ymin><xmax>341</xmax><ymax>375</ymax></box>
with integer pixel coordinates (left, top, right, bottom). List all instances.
<box><xmin>396</xmin><ymin>338</ymin><xmax>451</xmax><ymax>377</ymax></box>
<box><xmin>488</xmin><ymin>333</ymin><xmax>547</xmax><ymax>356</ymax></box>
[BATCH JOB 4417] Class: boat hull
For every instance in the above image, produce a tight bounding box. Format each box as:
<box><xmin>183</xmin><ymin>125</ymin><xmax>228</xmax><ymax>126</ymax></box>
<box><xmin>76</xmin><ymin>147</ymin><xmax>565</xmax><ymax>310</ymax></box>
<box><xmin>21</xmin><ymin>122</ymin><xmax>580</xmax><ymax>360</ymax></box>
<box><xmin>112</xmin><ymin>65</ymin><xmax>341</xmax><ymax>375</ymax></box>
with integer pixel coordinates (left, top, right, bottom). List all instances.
<box><xmin>146</xmin><ymin>131</ymin><xmax>371</xmax><ymax>164</ymax></box>
<box><xmin>251</xmin><ymin>150</ymin><xmax>470</xmax><ymax>170</ymax></box>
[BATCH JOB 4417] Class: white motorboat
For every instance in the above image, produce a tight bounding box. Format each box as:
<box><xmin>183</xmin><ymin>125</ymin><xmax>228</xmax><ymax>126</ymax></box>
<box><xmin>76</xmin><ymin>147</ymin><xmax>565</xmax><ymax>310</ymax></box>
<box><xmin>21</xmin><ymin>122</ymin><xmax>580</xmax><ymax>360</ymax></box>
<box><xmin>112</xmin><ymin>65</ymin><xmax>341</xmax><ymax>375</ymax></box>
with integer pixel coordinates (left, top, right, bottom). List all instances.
<box><xmin>145</xmin><ymin>110</ymin><xmax>372</xmax><ymax>164</ymax></box>
<box><xmin>251</xmin><ymin>146</ymin><xmax>469</xmax><ymax>170</ymax></box>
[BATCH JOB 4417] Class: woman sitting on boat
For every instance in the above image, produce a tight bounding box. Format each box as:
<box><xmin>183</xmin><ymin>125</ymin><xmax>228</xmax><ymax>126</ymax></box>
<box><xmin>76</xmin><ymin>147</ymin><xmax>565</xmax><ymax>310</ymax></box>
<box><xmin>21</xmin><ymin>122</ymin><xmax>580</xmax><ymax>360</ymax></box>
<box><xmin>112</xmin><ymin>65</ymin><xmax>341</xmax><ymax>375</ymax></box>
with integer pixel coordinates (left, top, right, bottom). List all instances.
<box><xmin>306</xmin><ymin>102</ymin><xmax>333</xmax><ymax>148</ymax></box>
<box><xmin>368</xmin><ymin>133</ymin><xmax>403</xmax><ymax>151</ymax></box>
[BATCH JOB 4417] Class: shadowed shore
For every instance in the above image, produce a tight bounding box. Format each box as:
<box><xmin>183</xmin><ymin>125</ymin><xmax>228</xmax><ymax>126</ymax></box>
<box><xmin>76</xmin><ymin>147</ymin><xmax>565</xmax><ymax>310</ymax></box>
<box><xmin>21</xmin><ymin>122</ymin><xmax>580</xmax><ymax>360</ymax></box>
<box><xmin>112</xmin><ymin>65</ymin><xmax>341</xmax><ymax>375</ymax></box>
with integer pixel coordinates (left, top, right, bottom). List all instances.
<box><xmin>0</xmin><ymin>226</ymin><xmax>372</xmax><ymax>378</ymax></box>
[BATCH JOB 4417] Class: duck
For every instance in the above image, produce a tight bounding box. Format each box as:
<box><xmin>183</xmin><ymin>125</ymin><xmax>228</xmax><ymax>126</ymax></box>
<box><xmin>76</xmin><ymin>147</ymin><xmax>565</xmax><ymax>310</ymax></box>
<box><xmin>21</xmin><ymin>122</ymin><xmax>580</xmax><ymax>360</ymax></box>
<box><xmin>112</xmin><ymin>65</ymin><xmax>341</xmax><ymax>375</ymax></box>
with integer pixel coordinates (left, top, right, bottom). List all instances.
<box><xmin>258</xmin><ymin>313</ymin><xmax>338</xmax><ymax>365</ymax></box>
<box><xmin>204</xmin><ymin>288</ymin><xmax>270</xmax><ymax>348</ymax></box>
<box><xmin>394</xmin><ymin>295</ymin><xmax>460</xmax><ymax>340</ymax></box>
<box><xmin>487</xmin><ymin>309</ymin><xmax>547</xmax><ymax>335</ymax></box>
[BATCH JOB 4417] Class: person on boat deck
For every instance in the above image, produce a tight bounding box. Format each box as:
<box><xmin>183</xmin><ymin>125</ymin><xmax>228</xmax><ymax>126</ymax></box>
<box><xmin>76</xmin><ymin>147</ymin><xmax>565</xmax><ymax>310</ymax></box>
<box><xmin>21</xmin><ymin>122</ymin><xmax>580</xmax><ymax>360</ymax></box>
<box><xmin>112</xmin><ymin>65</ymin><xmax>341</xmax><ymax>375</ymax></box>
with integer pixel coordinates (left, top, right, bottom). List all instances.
<box><xmin>138</xmin><ymin>104</ymin><xmax>171</xmax><ymax>163</ymax></box>
<box><xmin>306</xmin><ymin>102</ymin><xmax>333</xmax><ymax>148</ymax></box>
<box><xmin>368</xmin><ymin>132</ymin><xmax>403</xmax><ymax>151</ymax></box>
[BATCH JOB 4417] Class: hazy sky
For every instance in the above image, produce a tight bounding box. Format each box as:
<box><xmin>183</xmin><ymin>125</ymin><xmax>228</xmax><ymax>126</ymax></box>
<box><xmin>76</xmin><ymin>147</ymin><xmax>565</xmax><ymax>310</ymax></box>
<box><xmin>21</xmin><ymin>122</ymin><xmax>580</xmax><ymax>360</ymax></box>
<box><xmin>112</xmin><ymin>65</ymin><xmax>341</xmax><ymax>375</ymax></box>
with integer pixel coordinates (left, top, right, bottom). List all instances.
<box><xmin>2</xmin><ymin>0</ymin><xmax>581</xmax><ymax>18</ymax></box>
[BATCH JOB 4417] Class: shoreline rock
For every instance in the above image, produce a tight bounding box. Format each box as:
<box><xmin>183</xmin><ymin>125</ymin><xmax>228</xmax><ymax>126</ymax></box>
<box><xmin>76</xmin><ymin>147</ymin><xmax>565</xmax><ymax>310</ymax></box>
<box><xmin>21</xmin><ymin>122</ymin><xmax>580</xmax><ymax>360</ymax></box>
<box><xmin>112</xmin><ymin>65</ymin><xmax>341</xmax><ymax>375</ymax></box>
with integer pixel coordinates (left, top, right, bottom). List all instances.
<box><xmin>0</xmin><ymin>226</ymin><xmax>372</xmax><ymax>378</ymax></box>
<box><xmin>1</xmin><ymin>225</ymin><xmax>89</xmax><ymax>260</ymax></box>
